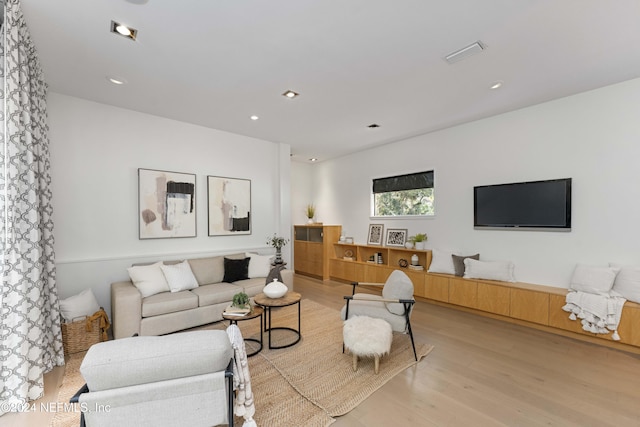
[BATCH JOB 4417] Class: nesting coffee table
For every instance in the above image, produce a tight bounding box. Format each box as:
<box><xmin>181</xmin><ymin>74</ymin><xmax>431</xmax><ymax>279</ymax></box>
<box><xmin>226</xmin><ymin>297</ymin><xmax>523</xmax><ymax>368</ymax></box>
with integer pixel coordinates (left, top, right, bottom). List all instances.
<box><xmin>222</xmin><ymin>306</ymin><xmax>263</xmax><ymax>357</ymax></box>
<box><xmin>254</xmin><ymin>291</ymin><xmax>301</xmax><ymax>349</ymax></box>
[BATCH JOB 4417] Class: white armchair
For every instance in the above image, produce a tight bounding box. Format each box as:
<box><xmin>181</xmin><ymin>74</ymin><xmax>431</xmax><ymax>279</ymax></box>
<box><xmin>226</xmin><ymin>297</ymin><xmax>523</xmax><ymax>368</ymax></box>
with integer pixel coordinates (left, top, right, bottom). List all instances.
<box><xmin>72</xmin><ymin>330</ymin><xmax>235</xmax><ymax>427</ymax></box>
<box><xmin>340</xmin><ymin>270</ymin><xmax>417</xmax><ymax>361</ymax></box>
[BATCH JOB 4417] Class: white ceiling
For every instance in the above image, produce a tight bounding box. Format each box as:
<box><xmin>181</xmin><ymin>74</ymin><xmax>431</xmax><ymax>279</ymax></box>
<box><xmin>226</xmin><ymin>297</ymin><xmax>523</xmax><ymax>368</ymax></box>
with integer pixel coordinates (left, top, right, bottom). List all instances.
<box><xmin>19</xmin><ymin>0</ymin><xmax>640</xmax><ymax>163</ymax></box>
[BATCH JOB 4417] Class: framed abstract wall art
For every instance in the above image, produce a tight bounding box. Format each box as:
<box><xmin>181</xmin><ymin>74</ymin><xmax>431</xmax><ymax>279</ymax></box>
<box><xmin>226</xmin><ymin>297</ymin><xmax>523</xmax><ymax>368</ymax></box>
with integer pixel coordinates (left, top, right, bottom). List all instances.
<box><xmin>385</xmin><ymin>228</ymin><xmax>408</xmax><ymax>247</ymax></box>
<box><xmin>207</xmin><ymin>176</ymin><xmax>251</xmax><ymax>236</ymax></box>
<box><xmin>367</xmin><ymin>224</ymin><xmax>384</xmax><ymax>245</ymax></box>
<box><xmin>138</xmin><ymin>168</ymin><xmax>196</xmax><ymax>239</ymax></box>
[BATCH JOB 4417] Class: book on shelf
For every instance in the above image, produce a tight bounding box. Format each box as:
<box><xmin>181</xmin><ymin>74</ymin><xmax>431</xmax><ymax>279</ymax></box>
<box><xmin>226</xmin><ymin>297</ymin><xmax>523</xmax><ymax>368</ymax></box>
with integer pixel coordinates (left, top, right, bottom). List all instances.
<box><xmin>408</xmin><ymin>265</ymin><xmax>424</xmax><ymax>271</ymax></box>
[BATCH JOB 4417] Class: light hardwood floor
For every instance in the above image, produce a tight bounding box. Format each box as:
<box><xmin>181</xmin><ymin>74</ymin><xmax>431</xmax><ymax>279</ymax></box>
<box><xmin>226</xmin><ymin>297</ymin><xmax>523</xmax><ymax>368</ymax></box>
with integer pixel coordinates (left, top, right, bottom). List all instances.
<box><xmin>4</xmin><ymin>274</ymin><xmax>640</xmax><ymax>426</ymax></box>
<box><xmin>296</xmin><ymin>275</ymin><xmax>640</xmax><ymax>427</ymax></box>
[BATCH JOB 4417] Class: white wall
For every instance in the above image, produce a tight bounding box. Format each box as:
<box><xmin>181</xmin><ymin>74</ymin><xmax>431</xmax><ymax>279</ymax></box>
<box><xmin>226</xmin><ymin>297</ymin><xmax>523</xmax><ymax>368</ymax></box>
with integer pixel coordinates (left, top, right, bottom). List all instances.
<box><xmin>311</xmin><ymin>78</ymin><xmax>640</xmax><ymax>288</ymax></box>
<box><xmin>48</xmin><ymin>94</ymin><xmax>291</xmax><ymax>314</ymax></box>
<box><xmin>291</xmin><ymin>161</ymin><xmax>315</xmax><ymax>225</ymax></box>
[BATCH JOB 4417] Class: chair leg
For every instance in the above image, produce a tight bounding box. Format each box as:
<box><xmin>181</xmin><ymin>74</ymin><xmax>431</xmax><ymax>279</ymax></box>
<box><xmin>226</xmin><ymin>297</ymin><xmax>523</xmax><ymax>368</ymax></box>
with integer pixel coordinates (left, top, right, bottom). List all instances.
<box><xmin>408</xmin><ymin>325</ymin><xmax>417</xmax><ymax>361</ymax></box>
<box><xmin>404</xmin><ymin>304</ymin><xmax>417</xmax><ymax>361</ymax></box>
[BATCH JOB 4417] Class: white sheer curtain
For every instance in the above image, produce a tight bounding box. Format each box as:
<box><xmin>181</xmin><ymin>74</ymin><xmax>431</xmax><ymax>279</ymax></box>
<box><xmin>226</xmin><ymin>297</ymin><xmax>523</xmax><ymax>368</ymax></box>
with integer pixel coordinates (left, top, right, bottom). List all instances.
<box><xmin>0</xmin><ymin>0</ymin><xmax>64</xmax><ymax>413</ymax></box>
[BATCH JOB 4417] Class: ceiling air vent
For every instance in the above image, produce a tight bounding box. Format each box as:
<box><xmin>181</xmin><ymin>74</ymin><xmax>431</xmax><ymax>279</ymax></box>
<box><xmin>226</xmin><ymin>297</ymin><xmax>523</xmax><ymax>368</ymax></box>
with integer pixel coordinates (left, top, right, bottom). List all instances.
<box><xmin>444</xmin><ymin>41</ymin><xmax>485</xmax><ymax>64</ymax></box>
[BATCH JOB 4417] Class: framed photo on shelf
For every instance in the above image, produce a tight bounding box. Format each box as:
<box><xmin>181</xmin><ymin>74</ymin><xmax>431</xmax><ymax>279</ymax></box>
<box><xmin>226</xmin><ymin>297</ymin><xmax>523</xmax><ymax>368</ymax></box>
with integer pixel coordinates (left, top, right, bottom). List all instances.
<box><xmin>385</xmin><ymin>228</ymin><xmax>408</xmax><ymax>247</ymax></box>
<box><xmin>367</xmin><ymin>224</ymin><xmax>384</xmax><ymax>245</ymax></box>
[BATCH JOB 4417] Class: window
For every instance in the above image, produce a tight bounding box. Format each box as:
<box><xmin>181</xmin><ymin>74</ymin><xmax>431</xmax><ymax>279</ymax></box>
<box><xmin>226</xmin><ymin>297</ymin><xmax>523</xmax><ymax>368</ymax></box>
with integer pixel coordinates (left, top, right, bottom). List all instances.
<box><xmin>372</xmin><ymin>171</ymin><xmax>434</xmax><ymax>217</ymax></box>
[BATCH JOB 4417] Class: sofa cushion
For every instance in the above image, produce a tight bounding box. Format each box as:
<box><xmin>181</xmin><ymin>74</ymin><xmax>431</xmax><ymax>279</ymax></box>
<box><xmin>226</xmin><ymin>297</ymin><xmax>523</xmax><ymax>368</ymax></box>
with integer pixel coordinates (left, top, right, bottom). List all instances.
<box><xmin>245</xmin><ymin>252</ymin><xmax>274</xmax><ymax>278</ymax></box>
<box><xmin>188</xmin><ymin>253</ymin><xmax>246</xmax><ymax>285</ymax></box>
<box><xmin>223</xmin><ymin>257</ymin><xmax>250</xmax><ymax>282</ymax></box>
<box><xmin>192</xmin><ymin>283</ymin><xmax>243</xmax><ymax>307</ymax></box>
<box><xmin>234</xmin><ymin>278</ymin><xmax>267</xmax><ymax>297</ymax></box>
<box><xmin>188</xmin><ymin>256</ymin><xmax>224</xmax><ymax>286</ymax></box>
<box><xmin>80</xmin><ymin>330</ymin><xmax>233</xmax><ymax>392</ymax></box>
<box><xmin>127</xmin><ymin>262</ymin><xmax>171</xmax><ymax>298</ymax></box>
<box><xmin>142</xmin><ymin>290</ymin><xmax>198</xmax><ymax>318</ymax></box>
<box><xmin>160</xmin><ymin>260</ymin><xmax>199</xmax><ymax>292</ymax></box>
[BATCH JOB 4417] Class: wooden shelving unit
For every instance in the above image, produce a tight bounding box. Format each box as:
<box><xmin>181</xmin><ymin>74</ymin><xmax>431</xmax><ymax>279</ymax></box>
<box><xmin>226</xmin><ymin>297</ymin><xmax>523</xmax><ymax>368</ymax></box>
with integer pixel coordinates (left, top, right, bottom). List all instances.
<box><xmin>293</xmin><ymin>224</ymin><xmax>341</xmax><ymax>280</ymax></box>
<box><xmin>328</xmin><ymin>243</ymin><xmax>640</xmax><ymax>354</ymax></box>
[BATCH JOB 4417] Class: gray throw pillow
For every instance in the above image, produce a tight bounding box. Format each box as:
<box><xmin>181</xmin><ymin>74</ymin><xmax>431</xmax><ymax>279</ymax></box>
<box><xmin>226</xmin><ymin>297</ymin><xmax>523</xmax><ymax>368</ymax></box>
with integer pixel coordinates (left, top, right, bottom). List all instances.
<box><xmin>452</xmin><ymin>254</ymin><xmax>480</xmax><ymax>277</ymax></box>
<box><xmin>265</xmin><ymin>264</ymin><xmax>285</xmax><ymax>285</ymax></box>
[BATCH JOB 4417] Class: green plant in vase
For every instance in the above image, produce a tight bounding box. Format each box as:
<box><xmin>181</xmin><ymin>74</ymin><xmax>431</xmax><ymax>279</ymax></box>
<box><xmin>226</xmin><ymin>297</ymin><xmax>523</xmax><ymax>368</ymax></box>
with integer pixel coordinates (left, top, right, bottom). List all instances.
<box><xmin>410</xmin><ymin>233</ymin><xmax>428</xmax><ymax>250</ymax></box>
<box><xmin>306</xmin><ymin>203</ymin><xmax>316</xmax><ymax>223</ymax></box>
<box><xmin>267</xmin><ymin>234</ymin><xmax>290</xmax><ymax>265</ymax></box>
<box><xmin>232</xmin><ymin>292</ymin><xmax>250</xmax><ymax>310</ymax></box>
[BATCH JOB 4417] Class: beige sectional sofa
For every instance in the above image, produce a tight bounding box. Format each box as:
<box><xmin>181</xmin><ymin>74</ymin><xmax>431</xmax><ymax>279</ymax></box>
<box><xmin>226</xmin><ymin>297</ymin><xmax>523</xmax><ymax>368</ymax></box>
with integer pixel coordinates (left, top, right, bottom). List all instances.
<box><xmin>111</xmin><ymin>253</ymin><xmax>293</xmax><ymax>339</ymax></box>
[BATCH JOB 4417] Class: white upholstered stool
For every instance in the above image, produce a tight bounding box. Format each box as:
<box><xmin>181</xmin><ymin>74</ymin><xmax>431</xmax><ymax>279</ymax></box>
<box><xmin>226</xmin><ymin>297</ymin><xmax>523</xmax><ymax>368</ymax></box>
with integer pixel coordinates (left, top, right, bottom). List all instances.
<box><xmin>343</xmin><ymin>315</ymin><xmax>392</xmax><ymax>374</ymax></box>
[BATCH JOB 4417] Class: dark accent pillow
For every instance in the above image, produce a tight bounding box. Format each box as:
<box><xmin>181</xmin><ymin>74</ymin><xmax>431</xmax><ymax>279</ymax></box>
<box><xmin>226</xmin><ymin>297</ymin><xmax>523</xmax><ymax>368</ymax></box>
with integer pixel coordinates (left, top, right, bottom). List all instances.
<box><xmin>452</xmin><ymin>254</ymin><xmax>480</xmax><ymax>277</ymax></box>
<box><xmin>223</xmin><ymin>257</ymin><xmax>250</xmax><ymax>282</ymax></box>
<box><xmin>266</xmin><ymin>264</ymin><xmax>286</xmax><ymax>285</ymax></box>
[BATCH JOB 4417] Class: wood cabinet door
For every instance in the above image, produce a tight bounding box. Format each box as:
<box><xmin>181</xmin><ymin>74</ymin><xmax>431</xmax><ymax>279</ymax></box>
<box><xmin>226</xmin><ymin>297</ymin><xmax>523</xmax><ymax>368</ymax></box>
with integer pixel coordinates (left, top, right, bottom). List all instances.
<box><xmin>548</xmin><ymin>293</ymin><xmax>586</xmax><ymax>334</ymax></box>
<box><xmin>477</xmin><ymin>282</ymin><xmax>510</xmax><ymax>316</ymax></box>
<box><xmin>448</xmin><ymin>278</ymin><xmax>477</xmax><ymax>308</ymax></box>
<box><xmin>330</xmin><ymin>259</ymin><xmax>356</xmax><ymax>282</ymax></box>
<box><xmin>510</xmin><ymin>288</ymin><xmax>549</xmax><ymax>325</ymax></box>
<box><xmin>404</xmin><ymin>271</ymin><xmax>425</xmax><ymax>297</ymax></box>
<box><xmin>425</xmin><ymin>275</ymin><xmax>449</xmax><ymax>302</ymax></box>
<box><xmin>613</xmin><ymin>304</ymin><xmax>640</xmax><ymax>347</ymax></box>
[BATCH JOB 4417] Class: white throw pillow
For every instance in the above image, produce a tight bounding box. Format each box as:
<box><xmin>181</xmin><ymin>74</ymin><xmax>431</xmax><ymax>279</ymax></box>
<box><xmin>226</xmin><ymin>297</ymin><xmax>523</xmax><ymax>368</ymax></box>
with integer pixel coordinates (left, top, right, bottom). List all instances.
<box><xmin>427</xmin><ymin>249</ymin><xmax>456</xmax><ymax>275</ymax></box>
<box><xmin>59</xmin><ymin>289</ymin><xmax>101</xmax><ymax>322</ymax></box>
<box><xmin>127</xmin><ymin>262</ymin><xmax>171</xmax><ymax>298</ymax></box>
<box><xmin>463</xmin><ymin>258</ymin><xmax>516</xmax><ymax>282</ymax></box>
<box><xmin>160</xmin><ymin>260</ymin><xmax>199</xmax><ymax>292</ymax></box>
<box><xmin>610</xmin><ymin>263</ymin><xmax>640</xmax><ymax>303</ymax></box>
<box><xmin>245</xmin><ymin>252</ymin><xmax>273</xmax><ymax>278</ymax></box>
<box><xmin>569</xmin><ymin>264</ymin><xmax>619</xmax><ymax>295</ymax></box>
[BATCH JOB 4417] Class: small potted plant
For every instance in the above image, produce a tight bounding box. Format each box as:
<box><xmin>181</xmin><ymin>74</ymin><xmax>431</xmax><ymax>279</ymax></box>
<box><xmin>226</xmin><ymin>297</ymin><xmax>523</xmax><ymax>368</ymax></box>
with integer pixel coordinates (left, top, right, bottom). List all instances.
<box><xmin>305</xmin><ymin>203</ymin><xmax>316</xmax><ymax>224</ymax></box>
<box><xmin>232</xmin><ymin>292</ymin><xmax>250</xmax><ymax>310</ymax></box>
<box><xmin>410</xmin><ymin>233</ymin><xmax>428</xmax><ymax>250</ymax></box>
<box><xmin>267</xmin><ymin>234</ymin><xmax>290</xmax><ymax>264</ymax></box>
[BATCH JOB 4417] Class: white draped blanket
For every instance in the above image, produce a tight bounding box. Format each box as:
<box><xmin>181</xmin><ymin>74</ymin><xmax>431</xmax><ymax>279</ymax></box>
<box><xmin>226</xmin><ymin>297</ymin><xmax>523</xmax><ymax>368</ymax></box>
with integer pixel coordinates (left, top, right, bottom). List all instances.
<box><xmin>226</xmin><ymin>324</ymin><xmax>258</xmax><ymax>427</ymax></box>
<box><xmin>562</xmin><ymin>291</ymin><xmax>626</xmax><ymax>340</ymax></box>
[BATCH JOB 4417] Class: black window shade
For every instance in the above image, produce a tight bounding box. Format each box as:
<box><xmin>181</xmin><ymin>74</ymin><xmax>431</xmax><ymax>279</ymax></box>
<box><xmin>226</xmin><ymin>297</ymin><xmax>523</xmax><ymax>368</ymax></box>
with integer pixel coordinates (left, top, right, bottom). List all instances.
<box><xmin>372</xmin><ymin>171</ymin><xmax>433</xmax><ymax>194</ymax></box>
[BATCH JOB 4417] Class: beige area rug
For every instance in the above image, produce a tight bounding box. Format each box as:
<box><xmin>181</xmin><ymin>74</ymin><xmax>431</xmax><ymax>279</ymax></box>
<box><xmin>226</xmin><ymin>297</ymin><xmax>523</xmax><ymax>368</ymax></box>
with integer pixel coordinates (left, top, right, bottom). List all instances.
<box><xmin>51</xmin><ymin>300</ymin><xmax>433</xmax><ymax>427</ymax></box>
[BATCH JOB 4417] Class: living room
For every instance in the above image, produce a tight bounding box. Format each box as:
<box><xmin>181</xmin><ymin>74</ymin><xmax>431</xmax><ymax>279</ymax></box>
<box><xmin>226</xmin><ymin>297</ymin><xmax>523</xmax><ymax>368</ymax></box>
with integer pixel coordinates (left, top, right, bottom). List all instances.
<box><xmin>3</xmin><ymin>1</ymin><xmax>640</xmax><ymax>426</ymax></box>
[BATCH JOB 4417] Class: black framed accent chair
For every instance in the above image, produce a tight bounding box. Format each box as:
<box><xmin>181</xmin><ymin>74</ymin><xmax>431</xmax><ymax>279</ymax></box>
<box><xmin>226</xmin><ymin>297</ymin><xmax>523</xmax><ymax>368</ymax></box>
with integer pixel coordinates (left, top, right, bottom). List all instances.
<box><xmin>340</xmin><ymin>270</ymin><xmax>417</xmax><ymax>361</ymax></box>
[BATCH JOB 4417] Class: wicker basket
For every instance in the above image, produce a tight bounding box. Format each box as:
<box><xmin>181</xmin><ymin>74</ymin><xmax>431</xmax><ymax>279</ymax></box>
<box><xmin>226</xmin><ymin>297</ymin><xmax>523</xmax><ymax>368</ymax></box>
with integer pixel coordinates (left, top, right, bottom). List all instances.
<box><xmin>61</xmin><ymin>307</ymin><xmax>110</xmax><ymax>355</ymax></box>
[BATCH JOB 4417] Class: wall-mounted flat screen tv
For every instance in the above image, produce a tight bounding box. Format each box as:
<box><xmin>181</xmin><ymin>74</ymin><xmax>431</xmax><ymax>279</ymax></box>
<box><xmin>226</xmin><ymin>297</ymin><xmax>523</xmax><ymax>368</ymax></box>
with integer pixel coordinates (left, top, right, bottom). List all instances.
<box><xmin>474</xmin><ymin>178</ymin><xmax>572</xmax><ymax>230</ymax></box>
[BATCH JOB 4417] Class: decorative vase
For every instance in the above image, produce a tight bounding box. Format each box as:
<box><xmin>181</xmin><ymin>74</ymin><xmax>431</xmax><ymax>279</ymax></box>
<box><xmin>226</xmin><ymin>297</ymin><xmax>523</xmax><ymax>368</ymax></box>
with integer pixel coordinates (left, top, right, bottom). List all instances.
<box><xmin>263</xmin><ymin>278</ymin><xmax>288</xmax><ymax>299</ymax></box>
<box><xmin>307</xmin><ymin>217</ymin><xmax>314</xmax><ymax>224</ymax></box>
<box><xmin>411</xmin><ymin>254</ymin><xmax>419</xmax><ymax>266</ymax></box>
<box><xmin>274</xmin><ymin>247</ymin><xmax>284</xmax><ymax>264</ymax></box>
<box><xmin>415</xmin><ymin>242</ymin><xmax>425</xmax><ymax>250</ymax></box>
<box><xmin>405</xmin><ymin>241</ymin><xmax>414</xmax><ymax>249</ymax></box>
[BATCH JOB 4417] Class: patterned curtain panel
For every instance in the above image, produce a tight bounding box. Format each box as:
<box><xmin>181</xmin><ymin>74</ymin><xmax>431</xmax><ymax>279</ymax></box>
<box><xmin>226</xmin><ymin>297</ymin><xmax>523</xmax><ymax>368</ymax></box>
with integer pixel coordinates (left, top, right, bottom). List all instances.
<box><xmin>0</xmin><ymin>0</ymin><xmax>64</xmax><ymax>411</ymax></box>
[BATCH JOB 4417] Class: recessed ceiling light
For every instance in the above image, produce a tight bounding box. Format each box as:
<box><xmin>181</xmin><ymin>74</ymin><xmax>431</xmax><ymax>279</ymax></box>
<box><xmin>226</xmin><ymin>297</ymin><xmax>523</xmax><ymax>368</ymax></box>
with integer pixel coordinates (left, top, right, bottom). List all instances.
<box><xmin>250</xmin><ymin>115</ymin><xmax>259</xmax><ymax>121</ymax></box>
<box><xmin>107</xmin><ymin>76</ymin><xmax>127</xmax><ymax>85</ymax></box>
<box><xmin>309</xmin><ymin>158</ymin><xmax>318</xmax><ymax>162</ymax></box>
<box><xmin>110</xmin><ymin>20</ymin><xmax>137</xmax><ymax>40</ymax></box>
<box><xmin>282</xmin><ymin>90</ymin><xmax>299</xmax><ymax>99</ymax></box>
<box><xmin>490</xmin><ymin>81</ymin><xmax>503</xmax><ymax>90</ymax></box>
<box><xmin>368</xmin><ymin>123</ymin><xmax>380</xmax><ymax>128</ymax></box>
